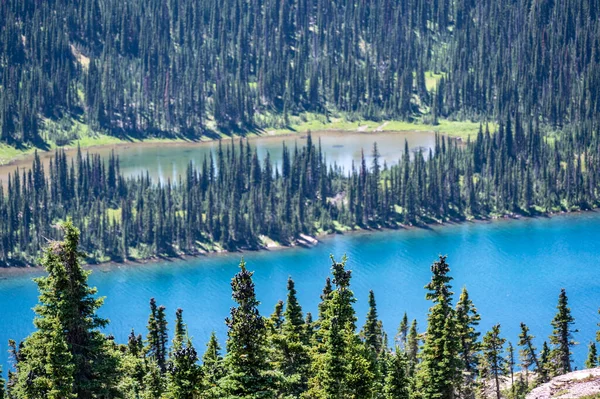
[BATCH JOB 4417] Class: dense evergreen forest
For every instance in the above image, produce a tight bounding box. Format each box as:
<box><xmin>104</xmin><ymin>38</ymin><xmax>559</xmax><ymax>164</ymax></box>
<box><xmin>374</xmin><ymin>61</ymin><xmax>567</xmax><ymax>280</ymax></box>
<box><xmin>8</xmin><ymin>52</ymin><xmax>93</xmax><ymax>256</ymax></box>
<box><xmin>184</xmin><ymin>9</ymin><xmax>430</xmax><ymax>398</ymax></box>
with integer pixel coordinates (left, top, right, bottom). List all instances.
<box><xmin>1</xmin><ymin>0</ymin><xmax>600</xmax><ymax>144</ymax></box>
<box><xmin>1</xmin><ymin>121</ymin><xmax>599</xmax><ymax>266</ymax></box>
<box><xmin>1</xmin><ymin>221</ymin><xmax>599</xmax><ymax>398</ymax></box>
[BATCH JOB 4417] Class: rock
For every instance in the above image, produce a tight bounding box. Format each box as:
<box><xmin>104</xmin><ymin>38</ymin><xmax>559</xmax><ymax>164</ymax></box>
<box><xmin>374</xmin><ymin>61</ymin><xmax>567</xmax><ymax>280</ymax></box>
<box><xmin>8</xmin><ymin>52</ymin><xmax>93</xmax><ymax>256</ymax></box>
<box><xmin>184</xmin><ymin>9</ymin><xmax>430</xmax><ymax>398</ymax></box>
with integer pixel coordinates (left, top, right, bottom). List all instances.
<box><xmin>526</xmin><ymin>368</ymin><xmax>600</xmax><ymax>399</ymax></box>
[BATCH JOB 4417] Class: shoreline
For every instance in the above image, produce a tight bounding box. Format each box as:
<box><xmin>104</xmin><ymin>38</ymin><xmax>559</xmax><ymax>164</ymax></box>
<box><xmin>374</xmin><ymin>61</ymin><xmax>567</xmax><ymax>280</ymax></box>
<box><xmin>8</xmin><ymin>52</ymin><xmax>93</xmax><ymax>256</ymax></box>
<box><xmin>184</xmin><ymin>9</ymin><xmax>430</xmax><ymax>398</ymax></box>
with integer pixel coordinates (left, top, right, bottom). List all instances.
<box><xmin>0</xmin><ymin>208</ymin><xmax>595</xmax><ymax>278</ymax></box>
<box><xmin>0</xmin><ymin>127</ymin><xmax>438</xmax><ymax>170</ymax></box>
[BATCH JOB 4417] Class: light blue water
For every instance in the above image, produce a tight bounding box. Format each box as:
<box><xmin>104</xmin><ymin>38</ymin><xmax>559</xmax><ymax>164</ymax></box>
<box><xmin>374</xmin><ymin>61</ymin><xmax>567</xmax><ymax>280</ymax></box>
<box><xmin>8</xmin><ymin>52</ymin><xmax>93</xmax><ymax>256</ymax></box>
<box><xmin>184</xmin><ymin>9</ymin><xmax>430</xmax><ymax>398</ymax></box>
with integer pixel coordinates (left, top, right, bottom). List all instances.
<box><xmin>1</xmin><ymin>212</ymin><xmax>599</xmax><ymax>373</ymax></box>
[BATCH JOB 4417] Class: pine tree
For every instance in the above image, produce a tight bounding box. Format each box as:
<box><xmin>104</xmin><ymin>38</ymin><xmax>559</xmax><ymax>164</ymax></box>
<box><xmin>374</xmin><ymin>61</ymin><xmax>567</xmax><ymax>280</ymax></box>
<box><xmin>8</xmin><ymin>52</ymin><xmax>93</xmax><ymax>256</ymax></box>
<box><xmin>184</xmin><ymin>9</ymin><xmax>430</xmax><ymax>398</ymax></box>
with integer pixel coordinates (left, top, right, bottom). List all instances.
<box><xmin>415</xmin><ymin>256</ymin><xmax>459</xmax><ymax>399</ymax></box>
<box><xmin>455</xmin><ymin>287</ymin><xmax>481</xmax><ymax>399</ymax></box>
<box><xmin>0</xmin><ymin>367</ymin><xmax>4</xmax><ymax>399</ymax></box>
<box><xmin>383</xmin><ymin>349</ymin><xmax>410</xmax><ymax>399</ymax></box>
<box><xmin>308</xmin><ymin>255</ymin><xmax>374</xmax><ymax>398</ymax></box>
<box><xmin>220</xmin><ymin>259</ymin><xmax>275</xmax><ymax>398</ymax></box>
<box><xmin>201</xmin><ymin>332</ymin><xmax>224</xmax><ymax>398</ymax></box>
<box><xmin>11</xmin><ymin>220</ymin><xmax>119</xmax><ymax>399</ymax></box>
<box><xmin>507</xmin><ymin>342</ymin><xmax>516</xmax><ymax>398</ymax></box>
<box><xmin>146</xmin><ymin>298</ymin><xmax>169</xmax><ymax>373</ymax></box>
<box><xmin>361</xmin><ymin>290</ymin><xmax>384</xmax><ymax>357</ymax></box>
<box><xmin>277</xmin><ymin>277</ymin><xmax>311</xmax><ymax>396</ymax></box>
<box><xmin>539</xmin><ymin>342</ymin><xmax>552</xmax><ymax>384</ymax></box>
<box><xmin>480</xmin><ymin>324</ymin><xmax>507</xmax><ymax>399</ymax></box>
<box><xmin>549</xmin><ymin>289</ymin><xmax>577</xmax><ymax>375</ymax></box>
<box><xmin>406</xmin><ymin>319</ymin><xmax>420</xmax><ymax>377</ymax></box>
<box><xmin>518</xmin><ymin>322</ymin><xmax>542</xmax><ymax>384</ymax></box>
<box><xmin>585</xmin><ymin>342</ymin><xmax>598</xmax><ymax>369</ymax></box>
<box><xmin>173</xmin><ymin>308</ymin><xmax>186</xmax><ymax>350</ymax></box>
<box><xmin>396</xmin><ymin>312</ymin><xmax>409</xmax><ymax>349</ymax></box>
<box><xmin>165</xmin><ymin>310</ymin><xmax>201</xmax><ymax>399</ymax></box>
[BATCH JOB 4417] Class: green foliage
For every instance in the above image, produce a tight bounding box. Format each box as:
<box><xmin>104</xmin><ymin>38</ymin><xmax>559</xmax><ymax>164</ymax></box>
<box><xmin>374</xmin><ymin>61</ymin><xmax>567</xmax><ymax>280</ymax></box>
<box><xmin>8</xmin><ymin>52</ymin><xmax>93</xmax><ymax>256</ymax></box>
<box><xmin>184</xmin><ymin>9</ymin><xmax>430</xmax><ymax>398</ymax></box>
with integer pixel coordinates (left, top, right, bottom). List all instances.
<box><xmin>201</xmin><ymin>332</ymin><xmax>225</xmax><ymax>398</ymax></box>
<box><xmin>146</xmin><ymin>298</ymin><xmax>169</xmax><ymax>373</ymax></box>
<box><xmin>585</xmin><ymin>342</ymin><xmax>598</xmax><ymax>369</ymax></box>
<box><xmin>518</xmin><ymin>322</ymin><xmax>545</xmax><ymax>384</ymax></box>
<box><xmin>2</xmin><ymin>116</ymin><xmax>600</xmax><ymax>267</ymax></box>
<box><xmin>480</xmin><ymin>324</ymin><xmax>508</xmax><ymax>399</ymax></box>
<box><xmin>10</xmin><ymin>220</ymin><xmax>120</xmax><ymax>399</ymax></box>
<box><xmin>383</xmin><ymin>350</ymin><xmax>410</xmax><ymax>399</ymax></box>
<box><xmin>549</xmin><ymin>289</ymin><xmax>577</xmax><ymax>375</ymax></box>
<box><xmin>455</xmin><ymin>287</ymin><xmax>481</xmax><ymax>399</ymax></box>
<box><xmin>415</xmin><ymin>255</ymin><xmax>460</xmax><ymax>399</ymax></box>
<box><xmin>220</xmin><ymin>259</ymin><xmax>276</xmax><ymax>398</ymax></box>
<box><xmin>6</xmin><ymin>234</ymin><xmax>600</xmax><ymax>399</ymax></box>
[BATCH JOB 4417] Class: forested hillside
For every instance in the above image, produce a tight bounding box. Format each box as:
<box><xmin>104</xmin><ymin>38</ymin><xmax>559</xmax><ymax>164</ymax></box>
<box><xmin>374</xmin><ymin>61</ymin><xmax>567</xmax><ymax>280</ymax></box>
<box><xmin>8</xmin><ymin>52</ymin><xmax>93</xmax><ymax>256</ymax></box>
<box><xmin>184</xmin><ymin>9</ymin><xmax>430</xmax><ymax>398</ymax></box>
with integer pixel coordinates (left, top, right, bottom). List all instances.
<box><xmin>2</xmin><ymin>124</ymin><xmax>599</xmax><ymax>266</ymax></box>
<box><xmin>2</xmin><ymin>222</ymin><xmax>599</xmax><ymax>399</ymax></box>
<box><xmin>1</xmin><ymin>0</ymin><xmax>600</xmax><ymax>145</ymax></box>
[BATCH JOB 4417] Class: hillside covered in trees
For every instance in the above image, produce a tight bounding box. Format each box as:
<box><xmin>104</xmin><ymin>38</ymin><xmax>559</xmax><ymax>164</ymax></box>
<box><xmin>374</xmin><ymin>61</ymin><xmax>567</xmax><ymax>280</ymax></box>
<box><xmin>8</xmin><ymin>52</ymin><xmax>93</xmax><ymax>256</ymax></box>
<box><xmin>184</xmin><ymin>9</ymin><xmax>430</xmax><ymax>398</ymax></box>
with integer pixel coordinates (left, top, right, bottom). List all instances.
<box><xmin>1</xmin><ymin>221</ymin><xmax>599</xmax><ymax>399</ymax></box>
<box><xmin>1</xmin><ymin>0</ymin><xmax>600</xmax><ymax>145</ymax></box>
<box><xmin>1</xmin><ymin>123</ymin><xmax>599</xmax><ymax>266</ymax></box>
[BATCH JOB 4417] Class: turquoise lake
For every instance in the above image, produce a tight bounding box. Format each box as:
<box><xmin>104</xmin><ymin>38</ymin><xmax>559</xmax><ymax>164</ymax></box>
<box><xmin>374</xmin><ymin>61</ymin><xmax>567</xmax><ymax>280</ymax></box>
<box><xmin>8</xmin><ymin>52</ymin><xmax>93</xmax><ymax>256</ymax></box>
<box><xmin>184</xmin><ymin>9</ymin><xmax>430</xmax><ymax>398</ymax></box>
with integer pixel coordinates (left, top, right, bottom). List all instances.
<box><xmin>1</xmin><ymin>212</ymin><xmax>600</xmax><ymax>372</ymax></box>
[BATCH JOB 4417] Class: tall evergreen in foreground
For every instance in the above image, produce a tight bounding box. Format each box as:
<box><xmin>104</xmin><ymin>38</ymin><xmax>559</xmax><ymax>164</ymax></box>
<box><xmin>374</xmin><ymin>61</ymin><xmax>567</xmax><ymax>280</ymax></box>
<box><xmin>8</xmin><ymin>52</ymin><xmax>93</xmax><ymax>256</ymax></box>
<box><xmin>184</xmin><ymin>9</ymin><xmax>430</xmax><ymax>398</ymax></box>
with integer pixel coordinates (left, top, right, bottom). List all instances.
<box><xmin>549</xmin><ymin>289</ymin><xmax>577</xmax><ymax>375</ymax></box>
<box><xmin>455</xmin><ymin>287</ymin><xmax>481</xmax><ymax>399</ymax></box>
<box><xmin>415</xmin><ymin>255</ymin><xmax>459</xmax><ymax>399</ymax></box>
<box><xmin>10</xmin><ymin>220</ymin><xmax>120</xmax><ymax>399</ymax></box>
<box><xmin>518</xmin><ymin>322</ymin><xmax>543</xmax><ymax>384</ymax></box>
<box><xmin>480</xmin><ymin>325</ymin><xmax>507</xmax><ymax>399</ymax></box>
<box><xmin>220</xmin><ymin>259</ymin><xmax>275</xmax><ymax>398</ymax></box>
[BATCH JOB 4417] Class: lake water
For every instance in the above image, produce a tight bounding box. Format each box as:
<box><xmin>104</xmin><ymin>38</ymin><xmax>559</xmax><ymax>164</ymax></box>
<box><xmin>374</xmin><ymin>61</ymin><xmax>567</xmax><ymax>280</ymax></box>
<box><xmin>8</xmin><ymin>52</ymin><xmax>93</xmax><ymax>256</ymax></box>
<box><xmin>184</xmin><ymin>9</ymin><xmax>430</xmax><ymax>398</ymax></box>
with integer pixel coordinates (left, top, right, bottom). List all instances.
<box><xmin>0</xmin><ymin>130</ymin><xmax>436</xmax><ymax>184</ymax></box>
<box><xmin>1</xmin><ymin>212</ymin><xmax>600</xmax><ymax>373</ymax></box>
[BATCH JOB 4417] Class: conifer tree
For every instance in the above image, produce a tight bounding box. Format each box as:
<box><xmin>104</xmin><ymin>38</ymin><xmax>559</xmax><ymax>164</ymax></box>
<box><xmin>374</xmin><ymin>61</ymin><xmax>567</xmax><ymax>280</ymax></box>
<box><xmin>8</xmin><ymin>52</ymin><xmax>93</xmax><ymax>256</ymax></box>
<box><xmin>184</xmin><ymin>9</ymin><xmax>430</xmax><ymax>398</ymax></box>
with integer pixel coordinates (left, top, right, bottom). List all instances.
<box><xmin>278</xmin><ymin>277</ymin><xmax>311</xmax><ymax>396</ymax></box>
<box><xmin>173</xmin><ymin>308</ymin><xmax>186</xmax><ymax>350</ymax></box>
<box><xmin>585</xmin><ymin>342</ymin><xmax>598</xmax><ymax>369</ymax></box>
<box><xmin>406</xmin><ymin>319</ymin><xmax>420</xmax><ymax>377</ymax></box>
<box><xmin>361</xmin><ymin>290</ymin><xmax>384</xmax><ymax>357</ymax></box>
<box><xmin>507</xmin><ymin>342</ymin><xmax>516</xmax><ymax>398</ymax></box>
<box><xmin>415</xmin><ymin>255</ymin><xmax>459</xmax><ymax>399</ymax></box>
<box><xmin>146</xmin><ymin>298</ymin><xmax>169</xmax><ymax>373</ymax></box>
<box><xmin>165</xmin><ymin>310</ymin><xmax>201</xmax><ymax>399</ymax></box>
<box><xmin>142</xmin><ymin>361</ymin><xmax>165</xmax><ymax>399</ymax></box>
<box><xmin>480</xmin><ymin>324</ymin><xmax>507</xmax><ymax>399</ymax></box>
<box><xmin>220</xmin><ymin>259</ymin><xmax>275</xmax><ymax>398</ymax></box>
<box><xmin>549</xmin><ymin>289</ymin><xmax>577</xmax><ymax>375</ymax></box>
<box><xmin>540</xmin><ymin>342</ymin><xmax>552</xmax><ymax>381</ymax></box>
<box><xmin>202</xmin><ymin>332</ymin><xmax>224</xmax><ymax>398</ymax></box>
<box><xmin>11</xmin><ymin>220</ymin><xmax>120</xmax><ymax>399</ymax></box>
<box><xmin>518</xmin><ymin>322</ymin><xmax>541</xmax><ymax>383</ymax></box>
<box><xmin>455</xmin><ymin>287</ymin><xmax>481</xmax><ymax>399</ymax></box>
<box><xmin>396</xmin><ymin>312</ymin><xmax>409</xmax><ymax>349</ymax></box>
<box><xmin>383</xmin><ymin>349</ymin><xmax>410</xmax><ymax>399</ymax></box>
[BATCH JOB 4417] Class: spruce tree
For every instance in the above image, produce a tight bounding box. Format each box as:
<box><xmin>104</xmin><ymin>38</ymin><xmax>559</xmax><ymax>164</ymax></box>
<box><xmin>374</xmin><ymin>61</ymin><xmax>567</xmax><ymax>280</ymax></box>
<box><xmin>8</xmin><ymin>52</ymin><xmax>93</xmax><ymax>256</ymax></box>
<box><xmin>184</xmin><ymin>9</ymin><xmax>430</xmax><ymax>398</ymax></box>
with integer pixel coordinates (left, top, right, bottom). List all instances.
<box><xmin>220</xmin><ymin>259</ymin><xmax>274</xmax><ymax>398</ymax></box>
<box><xmin>146</xmin><ymin>298</ymin><xmax>169</xmax><ymax>373</ymax></box>
<box><xmin>406</xmin><ymin>319</ymin><xmax>420</xmax><ymax>377</ymax></box>
<box><xmin>202</xmin><ymin>332</ymin><xmax>224</xmax><ymax>398</ymax></box>
<box><xmin>165</xmin><ymin>310</ymin><xmax>201</xmax><ymax>399</ymax></box>
<box><xmin>11</xmin><ymin>220</ymin><xmax>119</xmax><ymax>399</ymax></box>
<box><xmin>415</xmin><ymin>256</ymin><xmax>460</xmax><ymax>399</ymax></box>
<box><xmin>455</xmin><ymin>287</ymin><xmax>481</xmax><ymax>399</ymax></box>
<box><xmin>480</xmin><ymin>324</ymin><xmax>507</xmax><ymax>399</ymax></box>
<box><xmin>396</xmin><ymin>312</ymin><xmax>409</xmax><ymax>349</ymax></box>
<box><xmin>361</xmin><ymin>290</ymin><xmax>384</xmax><ymax>357</ymax></box>
<box><xmin>383</xmin><ymin>349</ymin><xmax>410</xmax><ymax>399</ymax></box>
<box><xmin>549</xmin><ymin>289</ymin><xmax>577</xmax><ymax>375</ymax></box>
<box><xmin>278</xmin><ymin>277</ymin><xmax>311</xmax><ymax>396</ymax></box>
<box><xmin>518</xmin><ymin>322</ymin><xmax>541</xmax><ymax>383</ymax></box>
<box><xmin>539</xmin><ymin>342</ymin><xmax>552</xmax><ymax>383</ymax></box>
<box><xmin>585</xmin><ymin>342</ymin><xmax>598</xmax><ymax>369</ymax></box>
<box><xmin>0</xmin><ymin>368</ymin><xmax>4</xmax><ymax>399</ymax></box>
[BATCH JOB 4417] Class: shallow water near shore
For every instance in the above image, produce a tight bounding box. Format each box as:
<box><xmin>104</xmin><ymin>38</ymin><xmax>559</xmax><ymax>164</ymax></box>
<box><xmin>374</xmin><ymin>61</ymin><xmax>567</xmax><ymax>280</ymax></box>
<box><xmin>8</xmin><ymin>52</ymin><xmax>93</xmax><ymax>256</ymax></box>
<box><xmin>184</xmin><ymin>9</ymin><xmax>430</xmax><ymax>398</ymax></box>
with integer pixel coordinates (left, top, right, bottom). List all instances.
<box><xmin>1</xmin><ymin>211</ymin><xmax>600</xmax><ymax>373</ymax></box>
<box><xmin>0</xmin><ymin>130</ymin><xmax>437</xmax><ymax>184</ymax></box>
